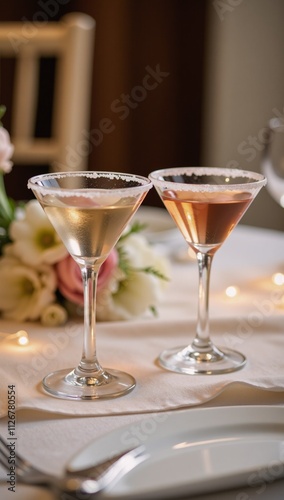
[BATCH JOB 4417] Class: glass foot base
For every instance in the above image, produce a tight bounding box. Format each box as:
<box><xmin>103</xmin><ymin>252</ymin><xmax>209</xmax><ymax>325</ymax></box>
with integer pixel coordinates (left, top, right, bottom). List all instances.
<box><xmin>42</xmin><ymin>368</ymin><xmax>136</xmax><ymax>400</ymax></box>
<box><xmin>158</xmin><ymin>344</ymin><xmax>246</xmax><ymax>375</ymax></box>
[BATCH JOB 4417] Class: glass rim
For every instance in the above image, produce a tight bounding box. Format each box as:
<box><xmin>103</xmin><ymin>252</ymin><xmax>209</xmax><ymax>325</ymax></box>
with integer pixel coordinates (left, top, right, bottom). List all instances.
<box><xmin>148</xmin><ymin>167</ymin><xmax>267</xmax><ymax>191</ymax></box>
<box><xmin>28</xmin><ymin>170</ymin><xmax>152</xmax><ymax>197</ymax></box>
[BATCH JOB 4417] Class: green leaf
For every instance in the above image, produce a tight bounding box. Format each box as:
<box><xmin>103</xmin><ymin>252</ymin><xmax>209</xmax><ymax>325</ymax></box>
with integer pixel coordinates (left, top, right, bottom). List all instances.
<box><xmin>135</xmin><ymin>266</ymin><xmax>169</xmax><ymax>281</ymax></box>
<box><xmin>0</xmin><ymin>226</ymin><xmax>11</xmax><ymax>255</ymax></box>
<box><xmin>149</xmin><ymin>305</ymin><xmax>158</xmax><ymax>316</ymax></box>
<box><xmin>0</xmin><ymin>105</ymin><xmax>6</xmax><ymax>125</ymax></box>
<box><xmin>0</xmin><ymin>174</ymin><xmax>15</xmax><ymax>223</ymax></box>
<box><xmin>117</xmin><ymin>246</ymin><xmax>131</xmax><ymax>275</ymax></box>
<box><xmin>118</xmin><ymin>220</ymin><xmax>147</xmax><ymax>242</ymax></box>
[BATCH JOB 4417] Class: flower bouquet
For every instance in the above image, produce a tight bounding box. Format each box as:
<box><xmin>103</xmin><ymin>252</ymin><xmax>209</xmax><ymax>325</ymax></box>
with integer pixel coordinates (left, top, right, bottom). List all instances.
<box><xmin>0</xmin><ymin>109</ymin><xmax>170</xmax><ymax>326</ymax></box>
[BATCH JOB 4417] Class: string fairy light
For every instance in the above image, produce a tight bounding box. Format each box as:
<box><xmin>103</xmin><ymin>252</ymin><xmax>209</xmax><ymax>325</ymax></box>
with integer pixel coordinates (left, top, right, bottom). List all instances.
<box><xmin>225</xmin><ymin>285</ymin><xmax>240</xmax><ymax>298</ymax></box>
<box><xmin>0</xmin><ymin>330</ymin><xmax>30</xmax><ymax>347</ymax></box>
<box><xmin>272</xmin><ymin>273</ymin><xmax>284</xmax><ymax>286</ymax></box>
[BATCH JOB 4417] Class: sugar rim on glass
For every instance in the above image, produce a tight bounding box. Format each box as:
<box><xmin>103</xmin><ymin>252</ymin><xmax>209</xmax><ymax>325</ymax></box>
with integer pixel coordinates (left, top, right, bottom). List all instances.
<box><xmin>149</xmin><ymin>167</ymin><xmax>267</xmax><ymax>192</ymax></box>
<box><xmin>28</xmin><ymin>171</ymin><xmax>152</xmax><ymax>198</ymax></box>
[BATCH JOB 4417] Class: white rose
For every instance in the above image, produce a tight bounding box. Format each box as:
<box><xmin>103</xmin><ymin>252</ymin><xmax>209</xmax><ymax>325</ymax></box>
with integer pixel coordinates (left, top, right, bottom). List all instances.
<box><xmin>0</xmin><ymin>255</ymin><xmax>56</xmax><ymax>321</ymax></box>
<box><xmin>40</xmin><ymin>303</ymin><xmax>68</xmax><ymax>326</ymax></box>
<box><xmin>8</xmin><ymin>199</ymin><xmax>67</xmax><ymax>266</ymax></box>
<box><xmin>97</xmin><ymin>234</ymin><xmax>170</xmax><ymax>321</ymax></box>
<box><xmin>0</xmin><ymin>127</ymin><xmax>14</xmax><ymax>173</ymax></box>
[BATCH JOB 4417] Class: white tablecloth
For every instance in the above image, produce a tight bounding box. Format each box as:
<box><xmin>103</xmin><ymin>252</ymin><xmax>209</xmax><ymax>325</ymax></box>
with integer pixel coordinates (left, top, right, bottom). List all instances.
<box><xmin>0</xmin><ymin>224</ymin><xmax>284</xmax><ymax>499</ymax></box>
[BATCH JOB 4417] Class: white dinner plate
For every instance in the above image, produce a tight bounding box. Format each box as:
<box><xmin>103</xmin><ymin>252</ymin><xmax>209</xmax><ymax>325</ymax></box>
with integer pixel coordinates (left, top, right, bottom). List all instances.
<box><xmin>66</xmin><ymin>405</ymin><xmax>284</xmax><ymax>499</ymax></box>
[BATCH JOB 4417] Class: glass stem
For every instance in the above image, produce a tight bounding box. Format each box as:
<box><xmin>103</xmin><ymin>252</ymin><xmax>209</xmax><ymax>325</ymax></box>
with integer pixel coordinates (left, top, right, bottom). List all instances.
<box><xmin>77</xmin><ymin>264</ymin><xmax>102</xmax><ymax>374</ymax></box>
<box><xmin>193</xmin><ymin>252</ymin><xmax>213</xmax><ymax>350</ymax></box>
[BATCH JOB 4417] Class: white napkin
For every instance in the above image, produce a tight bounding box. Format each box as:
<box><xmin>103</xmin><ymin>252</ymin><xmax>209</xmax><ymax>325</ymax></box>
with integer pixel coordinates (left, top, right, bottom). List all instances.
<box><xmin>0</xmin><ymin>313</ymin><xmax>283</xmax><ymax>417</ymax></box>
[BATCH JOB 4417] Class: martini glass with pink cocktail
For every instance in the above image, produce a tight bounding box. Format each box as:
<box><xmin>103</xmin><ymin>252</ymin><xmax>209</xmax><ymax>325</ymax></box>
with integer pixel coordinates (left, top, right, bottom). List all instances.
<box><xmin>149</xmin><ymin>167</ymin><xmax>266</xmax><ymax>374</ymax></box>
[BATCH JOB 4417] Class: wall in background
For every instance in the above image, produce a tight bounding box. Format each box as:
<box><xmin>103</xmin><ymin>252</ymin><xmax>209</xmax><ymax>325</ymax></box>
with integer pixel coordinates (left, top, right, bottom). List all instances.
<box><xmin>202</xmin><ymin>0</ymin><xmax>284</xmax><ymax>230</ymax></box>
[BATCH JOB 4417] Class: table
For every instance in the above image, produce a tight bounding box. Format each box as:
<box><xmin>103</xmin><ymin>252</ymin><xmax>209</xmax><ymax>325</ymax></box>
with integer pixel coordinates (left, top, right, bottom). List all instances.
<box><xmin>0</xmin><ymin>224</ymin><xmax>284</xmax><ymax>499</ymax></box>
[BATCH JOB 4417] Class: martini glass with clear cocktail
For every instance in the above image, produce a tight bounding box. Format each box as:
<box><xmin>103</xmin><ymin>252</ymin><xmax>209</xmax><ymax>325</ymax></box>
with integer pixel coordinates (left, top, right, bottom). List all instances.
<box><xmin>149</xmin><ymin>167</ymin><xmax>266</xmax><ymax>374</ymax></box>
<box><xmin>28</xmin><ymin>171</ymin><xmax>152</xmax><ymax>399</ymax></box>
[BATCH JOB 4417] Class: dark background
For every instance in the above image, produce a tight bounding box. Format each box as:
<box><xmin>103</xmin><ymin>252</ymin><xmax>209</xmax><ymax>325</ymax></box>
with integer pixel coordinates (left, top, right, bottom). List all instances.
<box><xmin>0</xmin><ymin>0</ymin><xmax>208</xmax><ymax>207</ymax></box>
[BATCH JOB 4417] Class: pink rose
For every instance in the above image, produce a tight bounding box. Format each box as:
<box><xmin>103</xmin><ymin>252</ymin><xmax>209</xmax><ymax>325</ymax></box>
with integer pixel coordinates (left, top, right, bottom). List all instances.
<box><xmin>0</xmin><ymin>128</ymin><xmax>14</xmax><ymax>173</ymax></box>
<box><xmin>56</xmin><ymin>249</ymin><xmax>118</xmax><ymax>306</ymax></box>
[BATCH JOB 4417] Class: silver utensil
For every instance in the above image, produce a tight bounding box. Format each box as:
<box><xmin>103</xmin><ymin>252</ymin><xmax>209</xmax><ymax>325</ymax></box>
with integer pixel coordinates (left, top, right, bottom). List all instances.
<box><xmin>0</xmin><ymin>435</ymin><xmax>145</xmax><ymax>498</ymax></box>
